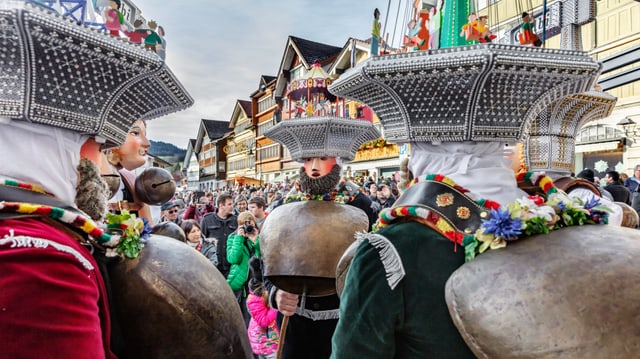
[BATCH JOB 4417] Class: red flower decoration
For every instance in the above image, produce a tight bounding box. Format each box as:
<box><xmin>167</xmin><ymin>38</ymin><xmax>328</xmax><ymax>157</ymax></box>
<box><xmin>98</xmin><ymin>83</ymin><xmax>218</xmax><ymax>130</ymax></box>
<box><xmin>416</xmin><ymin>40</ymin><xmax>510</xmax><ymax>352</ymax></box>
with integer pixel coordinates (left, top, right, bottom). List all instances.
<box><xmin>528</xmin><ymin>195</ymin><xmax>544</xmax><ymax>206</ymax></box>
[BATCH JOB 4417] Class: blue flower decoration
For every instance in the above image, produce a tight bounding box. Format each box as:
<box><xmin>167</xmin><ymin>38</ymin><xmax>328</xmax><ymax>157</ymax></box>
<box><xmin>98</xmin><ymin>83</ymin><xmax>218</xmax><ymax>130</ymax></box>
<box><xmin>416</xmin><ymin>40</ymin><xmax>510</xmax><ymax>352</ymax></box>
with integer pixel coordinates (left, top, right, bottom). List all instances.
<box><xmin>556</xmin><ymin>201</ymin><xmax>567</xmax><ymax>211</ymax></box>
<box><xmin>481</xmin><ymin>208</ymin><xmax>522</xmax><ymax>241</ymax></box>
<box><xmin>141</xmin><ymin>217</ymin><xmax>152</xmax><ymax>241</ymax></box>
<box><xmin>583</xmin><ymin>196</ymin><xmax>601</xmax><ymax>210</ymax></box>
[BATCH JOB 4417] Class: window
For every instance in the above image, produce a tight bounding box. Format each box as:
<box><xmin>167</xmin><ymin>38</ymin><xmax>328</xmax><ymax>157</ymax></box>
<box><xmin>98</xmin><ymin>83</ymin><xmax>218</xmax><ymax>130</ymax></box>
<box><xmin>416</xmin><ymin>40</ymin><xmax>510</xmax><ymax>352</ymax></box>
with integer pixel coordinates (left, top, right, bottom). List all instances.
<box><xmin>234</xmin><ymin>118</ymin><xmax>252</xmax><ymax>134</ymax></box>
<box><xmin>290</xmin><ymin>65</ymin><xmax>305</xmax><ymax>81</ymax></box>
<box><xmin>257</xmin><ymin>119</ymin><xmax>276</xmax><ymax>136</ymax></box>
<box><xmin>258</xmin><ymin>144</ymin><xmax>280</xmax><ymax>160</ymax></box>
<box><xmin>258</xmin><ymin>95</ymin><xmax>275</xmax><ymax>114</ymax></box>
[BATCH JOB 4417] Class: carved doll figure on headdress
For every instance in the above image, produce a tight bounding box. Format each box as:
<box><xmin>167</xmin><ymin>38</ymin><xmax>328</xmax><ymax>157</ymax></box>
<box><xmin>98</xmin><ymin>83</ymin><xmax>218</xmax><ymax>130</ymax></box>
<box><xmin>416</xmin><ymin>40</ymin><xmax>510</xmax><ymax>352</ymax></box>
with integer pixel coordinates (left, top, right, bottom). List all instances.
<box><xmin>476</xmin><ymin>16</ymin><xmax>497</xmax><ymax>43</ymax></box>
<box><xmin>316</xmin><ymin>93</ymin><xmax>332</xmax><ymax>116</ymax></box>
<box><xmin>427</xmin><ymin>0</ymin><xmax>442</xmax><ymax>49</ymax></box>
<box><xmin>371</xmin><ymin>8</ymin><xmax>381</xmax><ymax>56</ymax></box>
<box><xmin>156</xmin><ymin>25</ymin><xmax>167</xmax><ymax>60</ymax></box>
<box><xmin>404</xmin><ymin>0</ymin><xmax>425</xmax><ymax>51</ymax></box>
<box><xmin>124</xmin><ymin>19</ymin><xmax>148</xmax><ymax>45</ymax></box>
<box><xmin>520</xmin><ymin>12</ymin><xmax>542</xmax><ymax>47</ymax></box>
<box><xmin>106</xmin><ymin>119</ymin><xmax>153</xmax><ymax>224</ymax></box>
<box><xmin>144</xmin><ymin>20</ymin><xmax>162</xmax><ymax>53</ymax></box>
<box><xmin>460</xmin><ymin>12</ymin><xmax>480</xmax><ymax>41</ymax></box>
<box><xmin>294</xmin><ymin>97</ymin><xmax>306</xmax><ymax>118</ymax></box>
<box><xmin>404</xmin><ymin>18</ymin><xmax>425</xmax><ymax>51</ymax></box>
<box><xmin>104</xmin><ymin>0</ymin><xmax>124</xmax><ymax>37</ymax></box>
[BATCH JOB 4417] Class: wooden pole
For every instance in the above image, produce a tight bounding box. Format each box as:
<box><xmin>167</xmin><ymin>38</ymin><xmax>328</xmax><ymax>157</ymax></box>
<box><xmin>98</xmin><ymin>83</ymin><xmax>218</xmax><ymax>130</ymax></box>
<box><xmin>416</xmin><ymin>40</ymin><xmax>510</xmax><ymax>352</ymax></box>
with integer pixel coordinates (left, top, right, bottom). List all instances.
<box><xmin>276</xmin><ymin>316</ymin><xmax>289</xmax><ymax>359</ymax></box>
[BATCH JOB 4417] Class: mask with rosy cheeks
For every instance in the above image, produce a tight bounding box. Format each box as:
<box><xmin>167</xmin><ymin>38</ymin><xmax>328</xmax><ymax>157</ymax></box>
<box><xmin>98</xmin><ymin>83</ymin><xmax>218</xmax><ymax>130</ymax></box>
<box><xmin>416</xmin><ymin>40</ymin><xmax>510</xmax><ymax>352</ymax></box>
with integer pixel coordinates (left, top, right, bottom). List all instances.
<box><xmin>112</xmin><ymin>120</ymin><xmax>150</xmax><ymax>170</ymax></box>
<box><xmin>303</xmin><ymin>157</ymin><xmax>337</xmax><ymax>178</ymax></box>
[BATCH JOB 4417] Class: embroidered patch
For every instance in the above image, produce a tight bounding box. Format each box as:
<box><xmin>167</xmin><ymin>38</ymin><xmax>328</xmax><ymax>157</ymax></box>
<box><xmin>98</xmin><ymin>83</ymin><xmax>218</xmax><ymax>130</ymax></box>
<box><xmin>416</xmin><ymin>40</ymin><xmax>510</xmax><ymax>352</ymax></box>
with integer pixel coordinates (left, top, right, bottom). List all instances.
<box><xmin>436</xmin><ymin>193</ymin><xmax>454</xmax><ymax>207</ymax></box>
<box><xmin>457</xmin><ymin>206</ymin><xmax>471</xmax><ymax>219</ymax></box>
<box><xmin>0</xmin><ymin>230</ymin><xmax>94</xmax><ymax>270</ymax></box>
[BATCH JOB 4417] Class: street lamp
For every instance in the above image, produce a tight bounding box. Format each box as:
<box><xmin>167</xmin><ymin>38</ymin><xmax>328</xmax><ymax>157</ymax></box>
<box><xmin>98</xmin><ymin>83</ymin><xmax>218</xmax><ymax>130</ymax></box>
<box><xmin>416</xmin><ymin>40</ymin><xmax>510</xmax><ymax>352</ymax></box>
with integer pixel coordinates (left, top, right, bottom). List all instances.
<box><xmin>617</xmin><ymin>117</ymin><xmax>639</xmax><ymax>138</ymax></box>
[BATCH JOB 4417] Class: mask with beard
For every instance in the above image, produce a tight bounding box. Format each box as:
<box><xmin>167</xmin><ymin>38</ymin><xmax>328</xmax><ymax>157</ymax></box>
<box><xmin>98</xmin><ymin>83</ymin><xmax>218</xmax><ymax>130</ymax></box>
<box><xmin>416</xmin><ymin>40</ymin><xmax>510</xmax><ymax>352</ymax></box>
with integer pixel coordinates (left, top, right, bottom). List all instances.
<box><xmin>75</xmin><ymin>158</ymin><xmax>111</xmax><ymax>221</ymax></box>
<box><xmin>298</xmin><ymin>164</ymin><xmax>342</xmax><ymax>196</ymax></box>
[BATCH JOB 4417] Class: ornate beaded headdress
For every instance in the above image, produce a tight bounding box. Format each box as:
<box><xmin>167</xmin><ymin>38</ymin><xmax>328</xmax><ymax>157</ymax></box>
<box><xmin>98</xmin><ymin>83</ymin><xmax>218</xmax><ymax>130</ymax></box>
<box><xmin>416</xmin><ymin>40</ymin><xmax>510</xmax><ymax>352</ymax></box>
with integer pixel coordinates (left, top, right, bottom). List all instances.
<box><xmin>264</xmin><ymin>117</ymin><xmax>380</xmax><ymax>162</ymax></box>
<box><xmin>0</xmin><ymin>3</ymin><xmax>193</xmax><ymax>147</ymax></box>
<box><xmin>525</xmin><ymin>90</ymin><xmax>616</xmax><ymax>175</ymax></box>
<box><xmin>328</xmin><ymin>44</ymin><xmax>602</xmax><ymax>143</ymax></box>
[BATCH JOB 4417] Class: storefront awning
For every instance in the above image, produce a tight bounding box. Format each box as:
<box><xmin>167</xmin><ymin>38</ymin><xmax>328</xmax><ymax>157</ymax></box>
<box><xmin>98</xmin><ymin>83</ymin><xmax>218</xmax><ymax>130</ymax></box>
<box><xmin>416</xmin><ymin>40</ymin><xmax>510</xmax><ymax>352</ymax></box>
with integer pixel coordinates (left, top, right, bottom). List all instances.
<box><xmin>575</xmin><ymin>141</ymin><xmax>620</xmax><ymax>153</ymax></box>
<box><xmin>232</xmin><ymin>176</ymin><xmax>261</xmax><ymax>186</ymax></box>
<box><xmin>270</xmin><ymin>172</ymin><xmax>299</xmax><ymax>183</ymax></box>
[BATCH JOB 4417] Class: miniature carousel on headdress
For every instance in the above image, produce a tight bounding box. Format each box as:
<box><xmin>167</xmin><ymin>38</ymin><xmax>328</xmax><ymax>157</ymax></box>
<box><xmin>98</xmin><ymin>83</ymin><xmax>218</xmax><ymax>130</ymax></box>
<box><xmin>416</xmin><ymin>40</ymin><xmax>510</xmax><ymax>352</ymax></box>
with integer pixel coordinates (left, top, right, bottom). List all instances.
<box><xmin>0</xmin><ymin>2</ymin><xmax>252</xmax><ymax>358</ymax></box>
<box><xmin>329</xmin><ymin>0</ymin><xmax>640</xmax><ymax>357</ymax></box>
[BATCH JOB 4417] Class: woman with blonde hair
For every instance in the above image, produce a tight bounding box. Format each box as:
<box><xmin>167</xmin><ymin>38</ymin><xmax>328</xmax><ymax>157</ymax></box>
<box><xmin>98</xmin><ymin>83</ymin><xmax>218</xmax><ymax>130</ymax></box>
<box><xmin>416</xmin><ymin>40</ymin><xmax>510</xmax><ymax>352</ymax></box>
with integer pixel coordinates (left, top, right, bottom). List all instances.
<box><xmin>227</xmin><ymin>211</ymin><xmax>261</xmax><ymax>326</ymax></box>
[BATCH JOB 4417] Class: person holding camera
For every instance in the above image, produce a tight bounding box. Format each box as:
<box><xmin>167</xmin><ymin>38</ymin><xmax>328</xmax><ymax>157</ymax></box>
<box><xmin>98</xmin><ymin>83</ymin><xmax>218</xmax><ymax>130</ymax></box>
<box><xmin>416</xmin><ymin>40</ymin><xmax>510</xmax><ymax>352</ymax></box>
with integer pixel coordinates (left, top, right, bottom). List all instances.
<box><xmin>227</xmin><ymin>211</ymin><xmax>262</xmax><ymax>326</ymax></box>
<box><xmin>182</xmin><ymin>192</ymin><xmax>215</xmax><ymax>222</ymax></box>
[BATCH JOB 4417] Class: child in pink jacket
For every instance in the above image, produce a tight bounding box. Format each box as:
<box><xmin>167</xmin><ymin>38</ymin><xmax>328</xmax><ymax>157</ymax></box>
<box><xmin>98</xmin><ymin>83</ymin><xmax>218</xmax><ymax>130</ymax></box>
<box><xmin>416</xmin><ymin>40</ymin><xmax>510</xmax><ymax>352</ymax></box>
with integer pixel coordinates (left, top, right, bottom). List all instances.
<box><xmin>247</xmin><ymin>258</ymin><xmax>279</xmax><ymax>358</ymax></box>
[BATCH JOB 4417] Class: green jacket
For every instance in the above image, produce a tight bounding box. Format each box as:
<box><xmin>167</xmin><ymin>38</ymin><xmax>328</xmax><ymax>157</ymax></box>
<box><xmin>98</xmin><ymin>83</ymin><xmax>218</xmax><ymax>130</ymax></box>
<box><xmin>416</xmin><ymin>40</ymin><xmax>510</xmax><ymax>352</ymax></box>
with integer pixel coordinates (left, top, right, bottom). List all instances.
<box><xmin>226</xmin><ymin>233</ymin><xmax>261</xmax><ymax>292</ymax></box>
<box><xmin>331</xmin><ymin>221</ymin><xmax>475</xmax><ymax>358</ymax></box>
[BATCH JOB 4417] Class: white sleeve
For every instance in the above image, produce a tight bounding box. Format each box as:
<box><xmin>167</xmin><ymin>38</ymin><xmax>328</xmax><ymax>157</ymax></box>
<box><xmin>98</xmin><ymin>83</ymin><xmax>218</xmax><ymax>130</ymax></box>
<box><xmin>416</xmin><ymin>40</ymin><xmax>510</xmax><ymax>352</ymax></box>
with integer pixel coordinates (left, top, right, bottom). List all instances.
<box><xmin>568</xmin><ymin>188</ymin><xmax>623</xmax><ymax>226</ymax></box>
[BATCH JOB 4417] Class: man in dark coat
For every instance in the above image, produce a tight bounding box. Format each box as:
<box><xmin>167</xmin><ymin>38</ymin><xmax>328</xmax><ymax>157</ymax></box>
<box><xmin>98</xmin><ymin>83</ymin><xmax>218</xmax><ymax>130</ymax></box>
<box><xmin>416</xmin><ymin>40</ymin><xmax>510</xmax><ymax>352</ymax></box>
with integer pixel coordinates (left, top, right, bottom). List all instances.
<box><xmin>604</xmin><ymin>171</ymin><xmax>632</xmax><ymax>205</ymax></box>
<box><xmin>200</xmin><ymin>193</ymin><xmax>237</xmax><ymax>278</ymax></box>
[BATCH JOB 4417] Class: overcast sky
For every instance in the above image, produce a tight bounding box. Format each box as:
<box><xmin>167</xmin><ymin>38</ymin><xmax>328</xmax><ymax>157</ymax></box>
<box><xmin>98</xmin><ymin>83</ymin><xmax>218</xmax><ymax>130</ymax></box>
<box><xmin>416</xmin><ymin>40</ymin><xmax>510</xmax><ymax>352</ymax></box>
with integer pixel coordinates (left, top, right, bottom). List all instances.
<box><xmin>134</xmin><ymin>0</ymin><xmax>409</xmax><ymax>148</ymax></box>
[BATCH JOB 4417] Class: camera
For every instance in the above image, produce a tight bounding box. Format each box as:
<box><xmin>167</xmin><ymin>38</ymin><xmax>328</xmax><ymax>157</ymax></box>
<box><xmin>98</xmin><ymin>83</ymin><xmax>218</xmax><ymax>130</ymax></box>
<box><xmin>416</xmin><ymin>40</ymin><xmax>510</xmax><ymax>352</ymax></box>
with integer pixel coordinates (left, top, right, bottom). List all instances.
<box><xmin>243</xmin><ymin>223</ymin><xmax>256</xmax><ymax>235</ymax></box>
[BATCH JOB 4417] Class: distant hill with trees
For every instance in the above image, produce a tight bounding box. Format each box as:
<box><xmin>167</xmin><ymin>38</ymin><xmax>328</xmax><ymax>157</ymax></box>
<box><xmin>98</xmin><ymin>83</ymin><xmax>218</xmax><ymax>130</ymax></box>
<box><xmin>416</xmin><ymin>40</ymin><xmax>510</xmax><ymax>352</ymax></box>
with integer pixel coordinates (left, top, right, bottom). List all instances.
<box><xmin>150</xmin><ymin>140</ymin><xmax>187</xmax><ymax>163</ymax></box>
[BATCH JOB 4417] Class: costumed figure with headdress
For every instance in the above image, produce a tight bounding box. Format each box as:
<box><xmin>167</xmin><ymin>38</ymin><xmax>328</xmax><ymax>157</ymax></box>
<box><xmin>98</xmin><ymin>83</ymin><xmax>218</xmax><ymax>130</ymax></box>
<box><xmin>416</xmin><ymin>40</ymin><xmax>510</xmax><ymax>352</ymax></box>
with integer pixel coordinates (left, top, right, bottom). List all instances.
<box><xmin>328</xmin><ymin>13</ymin><xmax>640</xmax><ymax>356</ymax></box>
<box><xmin>0</xmin><ymin>3</ymin><xmax>251</xmax><ymax>358</ymax></box>
<box><xmin>260</xmin><ymin>117</ymin><xmax>379</xmax><ymax>359</ymax></box>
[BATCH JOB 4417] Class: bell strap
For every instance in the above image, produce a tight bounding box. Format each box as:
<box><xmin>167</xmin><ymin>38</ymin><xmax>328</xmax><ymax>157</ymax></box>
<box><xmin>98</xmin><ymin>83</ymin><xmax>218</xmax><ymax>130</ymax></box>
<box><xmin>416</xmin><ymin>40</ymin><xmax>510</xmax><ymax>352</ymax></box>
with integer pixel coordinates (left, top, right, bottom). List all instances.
<box><xmin>391</xmin><ymin>180</ymin><xmax>488</xmax><ymax>235</ymax></box>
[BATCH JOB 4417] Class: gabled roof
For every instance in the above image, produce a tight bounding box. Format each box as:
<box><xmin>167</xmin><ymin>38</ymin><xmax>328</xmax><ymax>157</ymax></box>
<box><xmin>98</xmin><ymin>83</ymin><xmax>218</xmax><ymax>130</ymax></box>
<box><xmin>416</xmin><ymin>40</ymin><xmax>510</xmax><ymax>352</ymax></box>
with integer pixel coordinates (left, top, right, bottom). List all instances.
<box><xmin>194</xmin><ymin>119</ymin><xmax>229</xmax><ymax>154</ymax></box>
<box><xmin>251</xmin><ymin>75</ymin><xmax>277</xmax><ymax>98</ymax></box>
<box><xmin>182</xmin><ymin>138</ymin><xmax>197</xmax><ymax>169</ymax></box>
<box><xmin>262</xmin><ymin>75</ymin><xmax>276</xmax><ymax>85</ymax></box>
<box><xmin>290</xmin><ymin>36</ymin><xmax>342</xmax><ymax>66</ymax></box>
<box><xmin>229</xmin><ymin>99</ymin><xmax>253</xmax><ymax>128</ymax></box>
<box><xmin>203</xmin><ymin>119</ymin><xmax>230</xmax><ymax>140</ymax></box>
<box><xmin>327</xmin><ymin>37</ymin><xmax>374</xmax><ymax>75</ymax></box>
<box><xmin>239</xmin><ymin>100</ymin><xmax>252</xmax><ymax>117</ymax></box>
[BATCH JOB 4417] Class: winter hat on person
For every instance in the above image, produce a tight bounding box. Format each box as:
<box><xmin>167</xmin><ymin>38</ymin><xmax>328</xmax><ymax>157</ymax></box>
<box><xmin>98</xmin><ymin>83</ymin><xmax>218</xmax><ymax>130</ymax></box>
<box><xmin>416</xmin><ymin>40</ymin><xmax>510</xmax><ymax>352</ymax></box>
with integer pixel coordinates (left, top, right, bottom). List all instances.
<box><xmin>161</xmin><ymin>200</ymin><xmax>179</xmax><ymax>211</ymax></box>
<box><xmin>576</xmin><ymin>169</ymin><xmax>595</xmax><ymax>183</ymax></box>
<box><xmin>248</xmin><ymin>257</ymin><xmax>263</xmax><ymax>293</ymax></box>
